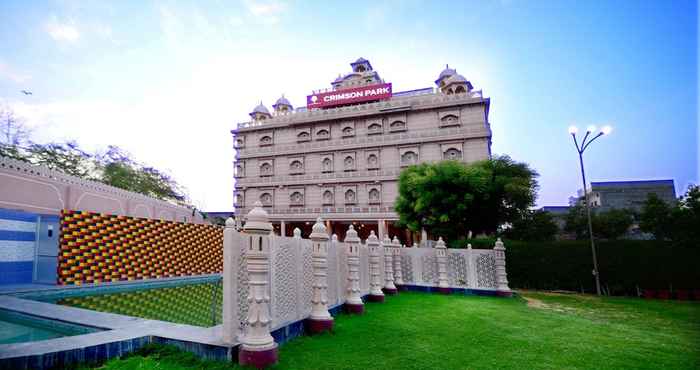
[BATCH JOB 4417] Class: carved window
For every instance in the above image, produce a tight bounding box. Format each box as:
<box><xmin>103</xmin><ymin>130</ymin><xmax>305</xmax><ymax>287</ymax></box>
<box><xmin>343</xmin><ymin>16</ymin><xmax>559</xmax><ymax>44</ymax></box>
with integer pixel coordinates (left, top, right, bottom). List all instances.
<box><xmin>342</xmin><ymin>126</ymin><xmax>354</xmax><ymax>137</ymax></box>
<box><xmin>322</xmin><ymin>190</ymin><xmax>334</xmax><ymax>205</ymax></box>
<box><xmin>322</xmin><ymin>157</ymin><xmax>333</xmax><ymax>173</ymax></box>
<box><xmin>260</xmin><ymin>162</ymin><xmax>273</xmax><ymax>176</ymax></box>
<box><xmin>260</xmin><ymin>192</ymin><xmax>273</xmax><ymax>206</ymax></box>
<box><xmin>345</xmin><ymin>189</ymin><xmax>356</xmax><ymax>204</ymax></box>
<box><xmin>444</xmin><ymin>148</ymin><xmax>462</xmax><ymax>160</ymax></box>
<box><xmin>455</xmin><ymin>85</ymin><xmax>466</xmax><ymax>94</ymax></box>
<box><xmin>290</xmin><ymin>160</ymin><xmax>304</xmax><ymax>174</ymax></box>
<box><xmin>367</xmin><ymin>154</ymin><xmax>379</xmax><ymax>169</ymax></box>
<box><xmin>344</xmin><ymin>156</ymin><xmax>355</xmax><ymax>171</ymax></box>
<box><xmin>235</xmin><ymin>163</ymin><xmax>245</xmax><ymax>177</ymax></box>
<box><xmin>234</xmin><ymin>193</ymin><xmax>244</xmax><ymax>205</ymax></box>
<box><xmin>389</xmin><ymin>120</ymin><xmax>406</xmax><ymax>132</ymax></box>
<box><xmin>441</xmin><ymin>115</ymin><xmax>458</xmax><ymax>125</ymax></box>
<box><xmin>290</xmin><ymin>191</ymin><xmax>304</xmax><ymax>206</ymax></box>
<box><xmin>401</xmin><ymin>151</ymin><xmax>418</xmax><ymax>166</ymax></box>
<box><xmin>316</xmin><ymin>129</ymin><xmax>330</xmax><ymax>140</ymax></box>
<box><xmin>260</xmin><ymin>135</ymin><xmax>273</xmax><ymax>146</ymax></box>
<box><xmin>367</xmin><ymin>123</ymin><xmax>382</xmax><ymax>135</ymax></box>
<box><xmin>234</xmin><ymin>137</ymin><xmax>245</xmax><ymax>148</ymax></box>
<box><xmin>368</xmin><ymin>188</ymin><xmax>380</xmax><ymax>204</ymax></box>
<box><xmin>297</xmin><ymin>131</ymin><xmax>310</xmax><ymax>142</ymax></box>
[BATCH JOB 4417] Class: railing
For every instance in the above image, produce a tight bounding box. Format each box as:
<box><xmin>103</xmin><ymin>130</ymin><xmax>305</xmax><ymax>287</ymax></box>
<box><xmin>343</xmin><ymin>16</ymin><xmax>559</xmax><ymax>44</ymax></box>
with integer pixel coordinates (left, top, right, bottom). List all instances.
<box><xmin>234</xmin><ymin>89</ymin><xmax>485</xmax><ymax>130</ymax></box>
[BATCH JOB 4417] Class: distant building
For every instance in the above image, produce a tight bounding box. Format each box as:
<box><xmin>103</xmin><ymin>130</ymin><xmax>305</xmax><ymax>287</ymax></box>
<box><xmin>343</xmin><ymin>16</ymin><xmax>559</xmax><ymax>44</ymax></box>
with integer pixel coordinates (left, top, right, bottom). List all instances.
<box><xmin>587</xmin><ymin>179</ymin><xmax>676</xmax><ymax>212</ymax></box>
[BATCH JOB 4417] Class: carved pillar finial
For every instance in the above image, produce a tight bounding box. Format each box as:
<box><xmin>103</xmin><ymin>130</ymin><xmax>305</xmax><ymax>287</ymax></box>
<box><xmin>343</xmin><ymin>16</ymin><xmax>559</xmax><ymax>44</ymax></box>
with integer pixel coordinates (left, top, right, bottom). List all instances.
<box><xmin>238</xmin><ymin>203</ymin><xmax>278</xmax><ymax>367</ymax></box>
<box><xmin>435</xmin><ymin>236</ymin><xmax>450</xmax><ymax>294</ymax></box>
<box><xmin>493</xmin><ymin>238</ymin><xmax>512</xmax><ymax>297</ymax></box>
<box><xmin>307</xmin><ymin>217</ymin><xmax>334</xmax><ymax>333</ymax></box>
<box><xmin>382</xmin><ymin>235</ymin><xmax>397</xmax><ymax>295</ymax></box>
<box><xmin>344</xmin><ymin>225</ymin><xmax>364</xmax><ymax>313</ymax></box>
<box><xmin>366</xmin><ymin>230</ymin><xmax>385</xmax><ymax>302</ymax></box>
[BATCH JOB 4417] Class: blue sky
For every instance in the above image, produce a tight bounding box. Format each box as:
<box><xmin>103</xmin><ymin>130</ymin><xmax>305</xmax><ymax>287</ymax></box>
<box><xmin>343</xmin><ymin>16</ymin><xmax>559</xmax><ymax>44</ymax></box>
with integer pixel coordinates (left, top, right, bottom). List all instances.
<box><xmin>0</xmin><ymin>0</ymin><xmax>697</xmax><ymax>210</ymax></box>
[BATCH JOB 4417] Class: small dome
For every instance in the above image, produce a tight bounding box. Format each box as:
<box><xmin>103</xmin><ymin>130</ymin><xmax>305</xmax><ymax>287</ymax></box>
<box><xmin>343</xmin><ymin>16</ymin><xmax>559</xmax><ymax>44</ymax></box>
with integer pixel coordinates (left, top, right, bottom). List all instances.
<box><xmin>273</xmin><ymin>95</ymin><xmax>292</xmax><ymax>110</ymax></box>
<box><xmin>354</xmin><ymin>57</ymin><xmax>368</xmax><ymax>64</ymax></box>
<box><xmin>445</xmin><ymin>73</ymin><xmax>467</xmax><ymax>84</ymax></box>
<box><xmin>435</xmin><ymin>64</ymin><xmax>457</xmax><ymax>85</ymax></box>
<box><xmin>251</xmin><ymin>103</ymin><xmax>270</xmax><ymax>115</ymax></box>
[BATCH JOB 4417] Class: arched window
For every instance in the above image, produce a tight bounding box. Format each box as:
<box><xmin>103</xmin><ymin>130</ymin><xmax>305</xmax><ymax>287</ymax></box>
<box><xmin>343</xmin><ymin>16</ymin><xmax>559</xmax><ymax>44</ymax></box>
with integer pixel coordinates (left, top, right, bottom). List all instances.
<box><xmin>260</xmin><ymin>136</ymin><xmax>272</xmax><ymax>146</ymax></box>
<box><xmin>368</xmin><ymin>123</ymin><xmax>382</xmax><ymax>133</ymax></box>
<box><xmin>369</xmin><ymin>188</ymin><xmax>380</xmax><ymax>203</ymax></box>
<box><xmin>290</xmin><ymin>192</ymin><xmax>303</xmax><ymax>205</ymax></box>
<box><xmin>290</xmin><ymin>160</ymin><xmax>303</xmax><ymax>170</ymax></box>
<box><xmin>401</xmin><ymin>151</ymin><xmax>417</xmax><ymax>165</ymax></box>
<box><xmin>344</xmin><ymin>156</ymin><xmax>355</xmax><ymax>170</ymax></box>
<box><xmin>260</xmin><ymin>162</ymin><xmax>272</xmax><ymax>176</ymax></box>
<box><xmin>235</xmin><ymin>165</ymin><xmax>244</xmax><ymax>177</ymax></box>
<box><xmin>259</xmin><ymin>193</ymin><xmax>272</xmax><ymax>205</ymax></box>
<box><xmin>297</xmin><ymin>132</ymin><xmax>310</xmax><ymax>141</ymax></box>
<box><xmin>345</xmin><ymin>189</ymin><xmax>356</xmax><ymax>203</ymax></box>
<box><xmin>444</xmin><ymin>148</ymin><xmax>462</xmax><ymax>160</ymax></box>
<box><xmin>322</xmin><ymin>157</ymin><xmax>333</xmax><ymax>172</ymax></box>
<box><xmin>446</xmin><ymin>88</ymin><xmax>454</xmax><ymax>95</ymax></box>
<box><xmin>390</xmin><ymin>120</ymin><xmax>406</xmax><ymax>132</ymax></box>
<box><xmin>342</xmin><ymin>127</ymin><xmax>354</xmax><ymax>136</ymax></box>
<box><xmin>323</xmin><ymin>190</ymin><xmax>333</xmax><ymax>204</ymax></box>
<box><xmin>316</xmin><ymin>129</ymin><xmax>329</xmax><ymax>139</ymax></box>
<box><xmin>455</xmin><ymin>85</ymin><xmax>466</xmax><ymax>94</ymax></box>
<box><xmin>367</xmin><ymin>154</ymin><xmax>378</xmax><ymax>167</ymax></box>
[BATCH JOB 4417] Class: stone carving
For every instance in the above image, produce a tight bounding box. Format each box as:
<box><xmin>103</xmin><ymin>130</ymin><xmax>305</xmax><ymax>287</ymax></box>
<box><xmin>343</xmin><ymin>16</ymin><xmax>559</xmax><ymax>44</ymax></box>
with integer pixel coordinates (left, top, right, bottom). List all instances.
<box><xmin>300</xmin><ymin>230</ymin><xmax>313</xmax><ymax>316</ymax></box>
<box><xmin>344</xmin><ymin>156</ymin><xmax>354</xmax><ymax>170</ymax></box>
<box><xmin>382</xmin><ymin>235</ymin><xmax>396</xmax><ymax>293</ymax></box>
<box><xmin>345</xmin><ymin>189</ymin><xmax>356</xmax><ymax>203</ymax></box>
<box><xmin>392</xmin><ymin>237</ymin><xmax>404</xmax><ymax>286</ymax></box>
<box><xmin>401</xmin><ymin>254</ymin><xmax>414</xmax><ymax>283</ymax></box>
<box><xmin>435</xmin><ymin>237</ymin><xmax>449</xmax><ymax>290</ymax></box>
<box><xmin>494</xmin><ymin>238</ymin><xmax>511</xmax><ymax>294</ymax></box>
<box><xmin>235</xmin><ymin>164</ymin><xmax>244</xmax><ymax>177</ymax></box>
<box><xmin>297</xmin><ymin>131</ymin><xmax>310</xmax><ymax>141</ymax></box>
<box><xmin>366</xmin><ymin>231</ymin><xmax>384</xmax><ymax>300</ymax></box>
<box><xmin>421</xmin><ymin>254</ymin><xmax>436</xmax><ymax>283</ymax></box>
<box><xmin>316</xmin><ymin>129</ymin><xmax>329</xmax><ymax>139</ymax></box>
<box><xmin>444</xmin><ymin>148</ymin><xmax>462</xmax><ymax>160</ymax></box>
<box><xmin>290</xmin><ymin>160</ymin><xmax>303</xmax><ymax>171</ymax></box>
<box><xmin>476</xmin><ymin>253</ymin><xmax>497</xmax><ymax>289</ymax></box>
<box><xmin>342</xmin><ymin>126</ymin><xmax>354</xmax><ymax>136</ymax></box>
<box><xmin>447</xmin><ymin>252</ymin><xmax>468</xmax><ymax>286</ymax></box>
<box><xmin>401</xmin><ymin>151</ymin><xmax>417</xmax><ymax>165</ymax></box>
<box><xmin>367</xmin><ymin>123</ymin><xmax>382</xmax><ymax>134</ymax></box>
<box><xmin>344</xmin><ymin>225</ymin><xmax>363</xmax><ymax>312</ymax></box>
<box><xmin>237</xmin><ymin>243</ymin><xmax>249</xmax><ymax>329</ymax></box>
<box><xmin>367</xmin><ymin>154</ymin><xmax>378</xmax><ymax>167</ymax></box>
<box><xmin>259</xmin><ymin>192</ymin><xmax>272</xmax><ymax>206</ymax></box>
<box><xmin>322</xmin><ymin>157</ymin><xmax>333</xmax><ymax>172</ymax></box>
<box><xmin>274</xmin><ymin>242</ymin><xmax>297</xmax><ymax>324</ymax></box>
<box><xmin>308</xmin><ymin>218</ymin><xmax>333</xmax><ymax>332</ymax></box>
<box><xmin>368</xmin><ymin>188</ymin><xmax>380</xmax><ymax>203</ymax></box>
<box><xmin>260</xmin><ymin>162</ymin><xmax>273</xmax><ymax>176</ymax></box>
<box><xmin>290</xmin><ymin>191</ymin><xmax>303</xmax><ymax>205</ymax></box>
<box><xmin>260</xmin><ymin>135</ymin><xmax>273</xmax><ymax>146</ymax></box>
<box><xmin>322</xmin><ymin>190</ymin><xmax>333</xmax><ymax>205</ymax></box>
<box><xmin>327</xmin><ymin>236</ymin><xmax>339</xmax><ymax>306</ymax></box>
<box><xmin>390</xmin><ymin>120</ymin><xmax>406</xmax><ymax>131</ymax></box>
<box><xmin>441</xmin><ymin>115</ymin><xmax>458</xmax><ymax>125</ymax></box>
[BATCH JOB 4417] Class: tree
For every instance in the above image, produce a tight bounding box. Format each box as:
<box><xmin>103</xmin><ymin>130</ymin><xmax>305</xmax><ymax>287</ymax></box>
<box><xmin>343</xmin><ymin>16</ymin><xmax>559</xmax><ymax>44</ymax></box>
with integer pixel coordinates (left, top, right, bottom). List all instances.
<box><xmin>639</xmin><ymin>193</ymin><xmax>673</xmax><ymax>240</ymax></box>
<box><xmin>25</xmin><ymin>141</ymin><xmax>97</xmax><ymax>179</ymax></box>
<box><xmin>0</xmin><ymin>104</ymin><xmax>32</xmax><ymax>146</ymax></box>
<box><xmin>504</xmin><ymin>209</ymin><xmax>559</xmax><ymax>241</ymax></box>
<box><xmin>395</xmin><ymin>155</ymin><xmax>538</xmax><ymax>242</ymax></box>
<box><xmin>565</xmin><ymin>205</ymin><xmax>633</xmax><ymax>240</ymax></box>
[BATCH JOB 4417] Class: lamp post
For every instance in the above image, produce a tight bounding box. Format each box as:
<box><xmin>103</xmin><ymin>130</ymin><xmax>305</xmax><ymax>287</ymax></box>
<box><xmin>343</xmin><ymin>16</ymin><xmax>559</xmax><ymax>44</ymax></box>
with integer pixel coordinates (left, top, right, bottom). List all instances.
<box><xmin>569</xmin><ymin>124</ymin><xmax>612</xmax><ymax>296</ymax></box>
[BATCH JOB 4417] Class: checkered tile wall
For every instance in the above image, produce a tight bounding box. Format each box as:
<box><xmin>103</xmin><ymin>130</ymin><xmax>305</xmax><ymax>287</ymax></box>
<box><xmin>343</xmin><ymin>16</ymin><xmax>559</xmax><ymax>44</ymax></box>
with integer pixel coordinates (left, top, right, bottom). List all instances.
<box><xmin>58</xmin><ymin>210</ymin><xmax>223</xmax><ymax>285</ymax></box>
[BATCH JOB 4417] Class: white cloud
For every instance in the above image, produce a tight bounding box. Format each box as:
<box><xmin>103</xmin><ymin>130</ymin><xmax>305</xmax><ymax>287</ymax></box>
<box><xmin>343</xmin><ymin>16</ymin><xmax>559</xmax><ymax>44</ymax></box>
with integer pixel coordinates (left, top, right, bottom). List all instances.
<box><xmin>46</xmin><ymin>19</ymin><xmax>80</xmax><ymax>43</ymax></box>
<box><xmin>0</xmin><ymin>62</ymin><xmax>32</xmax><ymax>83</ymax></box>
<box><xmin>244</xmin><ymin>0</ymin><xmax>286</xmax><ymax>24</ymax></box>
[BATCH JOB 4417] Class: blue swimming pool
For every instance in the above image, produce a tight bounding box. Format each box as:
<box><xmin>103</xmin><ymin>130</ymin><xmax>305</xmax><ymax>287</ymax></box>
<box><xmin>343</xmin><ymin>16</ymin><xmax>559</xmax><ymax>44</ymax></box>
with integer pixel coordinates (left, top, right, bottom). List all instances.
<box><xmin>0</xmin><ymin>309</ymin><xmax>97</xmax><ymax>345</ymax></box>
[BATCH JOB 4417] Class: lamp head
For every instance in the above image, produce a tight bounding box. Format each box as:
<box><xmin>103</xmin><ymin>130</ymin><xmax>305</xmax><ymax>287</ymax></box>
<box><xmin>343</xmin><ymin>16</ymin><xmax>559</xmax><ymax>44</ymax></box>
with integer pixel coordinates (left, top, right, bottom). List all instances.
<box><xmin>586</xmin><ymin>125</ymin><xmax>597</xmax><ymax>133</ymax></box>
<box><xmin>601</xmin><ymin>125</ymin><xmax>613</xmax><ymax>135</ymax></box>
<box><xmin>568</xmin><ymin>126</ymin><xmax>578</xmax><ymax>135</ymax></box>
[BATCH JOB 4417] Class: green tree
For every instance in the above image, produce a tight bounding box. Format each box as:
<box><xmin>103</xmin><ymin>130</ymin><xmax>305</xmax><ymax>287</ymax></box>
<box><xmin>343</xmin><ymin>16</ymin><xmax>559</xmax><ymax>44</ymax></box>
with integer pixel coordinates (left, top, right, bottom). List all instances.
<box><xmin>639</xmin><ymin>193</ymin><xmax>673</xmax><ymax>240</ymax></box>
<box><xmin>505</xmin><ymin>209</ymin><xmax>559</xmax><ymax>241</ymax></box>
<box><xmin>593</xmin><ymin>208</ymin><xmax>634</xmax><ymax>240</ymax></box>
<box><xmin>672</xmin><ymin>184</ymin><xmax>700</xmax><ymax>243</ymax></box>
<box><xmin>26</xmin><ymin>141</ymin><xmax>97</xmax><ymax>178</ymax></box>
<box><xmin>564</xmin><ymin>204</ymin><xmax>588</xmax><ymax>239</ymax></box>
<box><xmin>395</xmin><ymin>155</ymin><xmax>538</xmax><ymax>242</ymax></box>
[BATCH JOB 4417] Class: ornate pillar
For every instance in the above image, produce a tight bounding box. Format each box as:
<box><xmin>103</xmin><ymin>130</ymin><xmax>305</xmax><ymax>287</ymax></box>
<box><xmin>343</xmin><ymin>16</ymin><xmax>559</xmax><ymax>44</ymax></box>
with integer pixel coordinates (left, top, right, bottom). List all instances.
<box><xmin>344</xmin><ymin>225</ymin><xmax>364</xmax><ymax>314</ymax></box>
<box><xmin>307</xmin><ymin>217</ymin><xmax>334</xmax><ymax>334</ymax></box>
<box><xmin>392</xmin><ymin>237</ymin><xmax>404</xmax><ymax>289</ymax></box>
<box><xmin>366</xmin><ymin>231</ymin><xmax>385</xmax><ymax>302</ymax></box>
<box><xmin>222</xmin><ymin>217</ymin><xmax>240</xmax><ymax>345</ymax></box>
<box><xmin>435</xmin><ymin>237</ymin><xmax>450</xmax><ymax>294</ymax></box>
<box><xmin>494</xmin><ymin>238</ymin><xmax>512</xmax><ymax>297</ymax></box>
<box><xmin>467</xmin><ymin>243</ymin><xmax>476</xmax><ymax>288</ymax></box>
<box><xmin>382</xmin><ymin>235</ymin><xmax>397</xmax><ymax>295</ymax></box>
<box><xmin>238</xmin><ymin>202</ymin><xmax>278</xmax><ymax>368</ymax></box>
<box><xmin>280</xmin><ymin>220</ymin><xmax>286</xmax><ymax>237</ymax></box>
<box><xmin>420</xmin><ymin>228</ymin><xmax>428</xmax><ymax>247</ymax></box>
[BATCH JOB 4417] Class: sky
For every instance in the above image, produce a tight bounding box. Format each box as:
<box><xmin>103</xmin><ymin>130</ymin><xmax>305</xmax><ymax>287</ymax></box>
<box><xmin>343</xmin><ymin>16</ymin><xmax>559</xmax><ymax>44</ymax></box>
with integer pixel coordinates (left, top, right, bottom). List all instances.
<box><xmin>0</xmin><ymin>0</ymin><xmax>697</xmax><ymax>211</ymax></box>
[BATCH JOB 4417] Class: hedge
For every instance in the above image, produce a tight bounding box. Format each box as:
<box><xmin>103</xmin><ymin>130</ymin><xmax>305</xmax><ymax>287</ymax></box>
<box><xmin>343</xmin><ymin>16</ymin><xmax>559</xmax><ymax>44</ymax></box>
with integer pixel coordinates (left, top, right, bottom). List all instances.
<box><xmin>449</xmin><ymin>239</ymin><xmax>699</xmax><ymax>295</ymax></box>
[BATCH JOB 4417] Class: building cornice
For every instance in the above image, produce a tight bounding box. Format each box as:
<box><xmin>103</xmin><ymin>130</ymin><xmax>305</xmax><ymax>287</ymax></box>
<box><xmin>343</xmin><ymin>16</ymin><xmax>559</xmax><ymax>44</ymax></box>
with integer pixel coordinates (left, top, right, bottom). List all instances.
<box><xmin>232</xmin><ymin>91</ymin><xmax>488</xmax><ymax>133</ymax></box>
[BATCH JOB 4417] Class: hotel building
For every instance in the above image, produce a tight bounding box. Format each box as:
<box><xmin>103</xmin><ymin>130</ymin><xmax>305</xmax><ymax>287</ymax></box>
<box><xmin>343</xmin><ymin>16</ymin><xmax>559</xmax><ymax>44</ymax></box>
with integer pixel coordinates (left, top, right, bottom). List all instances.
<box><xmin>231</xmin><ymin>58</ymin><xmax>492</xmax><ymax>244</ymax></box>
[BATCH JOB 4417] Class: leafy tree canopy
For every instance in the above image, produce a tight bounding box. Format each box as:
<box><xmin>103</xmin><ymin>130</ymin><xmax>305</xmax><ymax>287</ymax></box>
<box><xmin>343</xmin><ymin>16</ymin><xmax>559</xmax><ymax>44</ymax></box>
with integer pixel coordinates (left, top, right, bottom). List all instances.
<box><xmin>505</xmin><ymin>209</ymin><xmax>559</xmax><ymax>241</ymax></box>
<box><xmin>395</xmin><ymin>155</ymin><xmax>539</xmax><ymax>242</ymax></box>
<box><xmin>565</xmin><ymin>205</ymin><xmax>634</xmax><ymax>240</ymax></box>
<box><xmin>640</xmin><ymin>184</ymin><xmax>700</xmax><ymax>243</ymax></box>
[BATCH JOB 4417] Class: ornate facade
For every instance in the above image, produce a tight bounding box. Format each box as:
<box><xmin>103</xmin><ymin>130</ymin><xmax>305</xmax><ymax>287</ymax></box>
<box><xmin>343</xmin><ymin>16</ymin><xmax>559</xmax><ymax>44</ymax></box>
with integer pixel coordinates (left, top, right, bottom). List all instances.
<box><xmin>232</xmin><ymin>59</ymin><xmax>492</xmax><ymax>243</ymax></box>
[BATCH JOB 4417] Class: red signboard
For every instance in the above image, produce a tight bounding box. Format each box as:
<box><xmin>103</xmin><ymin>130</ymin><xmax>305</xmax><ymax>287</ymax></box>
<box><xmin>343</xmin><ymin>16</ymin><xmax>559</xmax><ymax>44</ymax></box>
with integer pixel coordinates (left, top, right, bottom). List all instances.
<box><xmin>307</xmin><ymin>83</ymin><xmax>392</xmax><ymax>109</ymax></box>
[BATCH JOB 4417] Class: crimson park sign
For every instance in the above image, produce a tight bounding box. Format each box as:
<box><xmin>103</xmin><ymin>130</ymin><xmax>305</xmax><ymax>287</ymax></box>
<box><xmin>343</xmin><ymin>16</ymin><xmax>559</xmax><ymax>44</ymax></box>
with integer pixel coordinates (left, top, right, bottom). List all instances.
<box><xmin>307</xmin><ymin>83</ymin><xmax>392</xmax><ymax>109</ymax></box>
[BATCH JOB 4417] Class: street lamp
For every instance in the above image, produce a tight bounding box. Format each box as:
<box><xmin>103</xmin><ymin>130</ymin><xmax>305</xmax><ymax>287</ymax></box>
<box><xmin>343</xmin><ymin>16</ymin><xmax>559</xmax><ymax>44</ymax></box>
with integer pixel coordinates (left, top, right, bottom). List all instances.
<box><xmin>569</xmin><ymin>124</ymin><xmax>612</xmax><ymax>296</ymax></box>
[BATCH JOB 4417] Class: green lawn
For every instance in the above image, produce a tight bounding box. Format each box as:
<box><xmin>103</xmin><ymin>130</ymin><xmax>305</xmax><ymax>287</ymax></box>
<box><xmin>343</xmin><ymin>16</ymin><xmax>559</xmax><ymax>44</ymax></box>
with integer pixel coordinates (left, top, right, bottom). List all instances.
<box><xmin>89</xmin><ymin>291</ymin><xmax>699</xmax><ymax>370</ymax></box>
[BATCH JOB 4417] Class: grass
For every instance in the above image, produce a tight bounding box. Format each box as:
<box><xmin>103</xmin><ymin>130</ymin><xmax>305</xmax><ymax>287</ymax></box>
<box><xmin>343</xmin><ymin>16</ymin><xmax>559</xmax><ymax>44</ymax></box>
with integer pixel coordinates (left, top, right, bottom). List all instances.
<box><xmin>87</xmin><ymin>291</ymin><xmax>699</xmax><ymax>370</ymax></box>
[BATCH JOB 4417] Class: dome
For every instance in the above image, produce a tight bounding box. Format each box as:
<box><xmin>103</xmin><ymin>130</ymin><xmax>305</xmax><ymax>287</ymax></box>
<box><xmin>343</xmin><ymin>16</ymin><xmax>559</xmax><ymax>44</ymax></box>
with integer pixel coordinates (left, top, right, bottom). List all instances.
<box><xmin>273</xmin><ymin>95</ymin><xmax>292</xmax><ymax>110</ymax></box>
<box><xmin>444</xmin><ymin>73</ymin><xmax>467</xmax><ymax>84</ymax></box>
<box><xmin>251</xmin><ymin>103</ymin><xmax>270</xmax><ymax>115</ymax></box>
<box><xmin>354</xmin><ymin>57</ymin><xmax>368</xmax><ymax>64</ymax></box>
<box><xmin>435</xmin><ymin>64</ymin><xmax>457</xmax><ymax>85</ymax></box>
